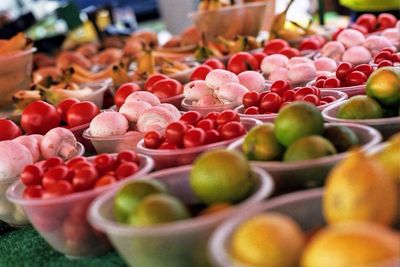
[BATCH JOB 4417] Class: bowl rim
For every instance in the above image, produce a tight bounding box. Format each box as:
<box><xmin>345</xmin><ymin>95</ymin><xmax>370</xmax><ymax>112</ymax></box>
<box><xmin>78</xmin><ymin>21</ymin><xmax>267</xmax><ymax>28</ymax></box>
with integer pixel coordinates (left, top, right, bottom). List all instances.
<box><xmin>136</xmin><ymin>118</ymin><xmax>262</xmax><ymax>156</ymax></box>
<box><xmin>307</xmin><ymin>79</ymin><xmax>366</xmax><ymax>91</ymax></box>
<box><xmin>322</xmin><ymin>100</ymin><xmax>400</xmax><ymax>125</ymax></box>
<box><xmin>159</xmin><ymin>93</ymin><xmax>184</xmax><ymax>103</ymax></box>
<box><xmin>181</xmin><ymin>98</ymin><xmax>240</xmax><ymax>111</ymax></box>
<box><xmin>0</xmin><ymin>47</ymin><xmax>37</xmax><ymax>61</ymax></box>
<box><xmin>6</xmin><ymin>154</ymin><xmax>154</xmax><ymax>205</ymax></box>
<box><xmin>83</xmin><ymin>128</ymin><xmax>144</xmax><ymax>141</ymax></box>
<box><xmin>88</xmin><ymin>165</ymin><xmax>274</xmax><ymax>236</ymax></box>
<box><xmin>227</xmin><ymin>122</ymin><xmax>382</xmax><ymax>170</ymax></box>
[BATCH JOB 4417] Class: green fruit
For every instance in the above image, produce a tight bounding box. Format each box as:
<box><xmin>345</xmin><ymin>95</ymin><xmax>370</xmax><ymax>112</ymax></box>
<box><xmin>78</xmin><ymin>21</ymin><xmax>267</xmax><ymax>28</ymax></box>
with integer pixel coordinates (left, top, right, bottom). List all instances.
<box><xmin>284</xmin><ymin>136</ymin><xmax>337</xmax><ymax>162</ymax></box>
<box><xmin>275</xmin><ymin>102</ymin><xmax>324</xmax><ymax>147</ymax></box>
<box><xmin>323</xmin><ymin>125</ymin><xmax>359</xmax><ymax>153</ymax></box>
<box><xmin>114</xmin><ymin>180</ymin><xmax>166</xmax><ymax>223</ymax></box>
<box><xmin>128</xmin><ymin>193</ymin><xmax>190</xmax><ymax>226</ymax></box>
<box><xmin>338</xmin><ymin>96</ymin><xmax>383</xmax><ymax>119</ymax></box>
<box><xmin>242</xmin><ymin>123</ymin><xmax>284</xmax><ymax>161</ymax></box>
<box><xmin>366</xmin><ymin>67</ymin><xmax>400</xmax><ymax>108</ymax></box>
<box><xmin>190</xmin><ymin>150</ymin><xmax>253</xmax><ymax>204</ymax></box>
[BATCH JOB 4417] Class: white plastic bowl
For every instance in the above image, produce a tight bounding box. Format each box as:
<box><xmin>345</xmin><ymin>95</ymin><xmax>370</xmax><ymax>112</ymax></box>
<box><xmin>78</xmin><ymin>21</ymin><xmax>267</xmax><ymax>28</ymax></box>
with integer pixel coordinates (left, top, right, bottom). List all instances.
<box><xmin>88</xmin><ymin>165</ymin><xmax>274</xmax><ymax>267</ymax></box>
<box><xmin>322</xmin><ymin>100</ymin><xmax>400</xmax><ymax>140</ymax></box>
<box><xmin>235</xmin><ymin>90</ymin><xmax>348</xmax><ymax>122</ymax></box>
<box><xmin>181</xmin><ymin>98</ymin><xmax>241</xmax><ymax>117</ymax></box>
<box><xmin>228</xmin><ymin>123</ymin><xmax>382</xmax><ymax>192</ymax></box>
<box><xmin>78</xmin><ymin>81</ymin><xmax>110</xmax><ymax>108</ymax></box>
<box><xmin>307</xmin><ymin>80</ymin><xmax>366</xmax><ymax>97</ymax></box>
<box><xmin>6</xmin><ymin>153</ymin><xmax>154</xmax><ymax>258</ymax></box>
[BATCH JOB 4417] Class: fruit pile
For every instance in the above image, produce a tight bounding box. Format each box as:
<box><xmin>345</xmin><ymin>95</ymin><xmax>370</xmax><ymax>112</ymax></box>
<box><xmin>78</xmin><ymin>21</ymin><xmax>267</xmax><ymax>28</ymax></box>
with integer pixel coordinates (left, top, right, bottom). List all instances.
<box><xmin>144</xmin><ymin>110</ymin><xmax>246</xmax><ymax>149</ymax></box>
<box><xmin>143</xmin><ymin>74</ymin><xmax>183</xmax><ymax>100</ymax></box>
<box><xmin>241</xmin><ymin>80</ymin><xmax>337</xmax><ymax>115</ymax></box>
<box><xmin>372</xmin><ymin>48</ymin><xmax>400</xmax><ymax>67</ymax></box>
<box><xmin>263</xmin><ymin>37</ymin><xmax>326</xmax><ymax>59</ymax></box>
<box><xmin>21</xmin><ymin>151</ymin><xmax>141</xmax><ymax>199</ymax></box>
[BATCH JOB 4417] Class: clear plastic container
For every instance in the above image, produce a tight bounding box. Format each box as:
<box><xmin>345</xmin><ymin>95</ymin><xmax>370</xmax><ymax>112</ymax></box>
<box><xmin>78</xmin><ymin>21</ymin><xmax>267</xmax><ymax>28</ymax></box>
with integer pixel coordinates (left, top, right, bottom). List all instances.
<box><xmin>6</xmin><ymin>153</ymin><xmax>154</xmax><ymax>258</ymax></box>
<box><xmin>322</xmin><ymin>100</ymin><xmax>400</xmax><ymax>140</ymax></box>
<box><xmin>0</xmin><ymin>141</ymin><xmax>84</xmax><ymax>226</ymax></box>
<box><xmin>136</xmin><ymin>118</ymin><xmax>262</xmax><ymax>170</ymax></box>
<box><xmin>0</xmin><ymin>48</ymin><xmax>36</xmax><ymax>109</ymax></box>
<box><xmin>181</xmin><ymin>98</ymin><xmax>241</xmax><ymax>117</ymax></box>
<box><xmin>208</xmin><ymin>188</ymin><xmax>399</xmax><ymax>267</ymax></box>
<box><xmin>307</xmin><ymin>80</ymin><xmax>366</xmax><ymax>97</ymax></box>
<box><xmin>235</xmin><ymin>90</ymin><xmax>348</xmax><ymax>122</ymax></box>
<box><xmin>88</xmin><ymin>165</ymin><xmax>274</xmax><ymax>267</ymax></box>
<box><xmin>78</xmin><ymin>81</ymin><xmax>110</xmax><ymax>108</ymax></box>
<box><xmin>228</xmin><ymin>123</ymin><xmax>382</xmax><ymax>193</ymax></box>
<box><xmin>189</xmin><ymin>2</ymin><xmax>273</xmax><ymax>41</ymax></box>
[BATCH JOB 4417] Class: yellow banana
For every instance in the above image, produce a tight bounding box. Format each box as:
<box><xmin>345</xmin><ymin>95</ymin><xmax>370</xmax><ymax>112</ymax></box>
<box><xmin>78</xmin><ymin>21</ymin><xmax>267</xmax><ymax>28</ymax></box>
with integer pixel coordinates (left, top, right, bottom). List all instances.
<box><xmin>270</xmin><ymin>0</ymin><xmax>295</xmax><ymax>40</ymax></box>
<box><xmin>40</xmin><ymin>87</ymin><xmax>93</xmax><ymax>105</ymax></box>
<box><xmin>136</xmin><ymin>45</ymin><xmax>156</xmax><ymax>76</ymax></box>
<box><xmin>12</xmin><ymin>90</ymin><xmax>42</xmax><ymax>111</ymax></box>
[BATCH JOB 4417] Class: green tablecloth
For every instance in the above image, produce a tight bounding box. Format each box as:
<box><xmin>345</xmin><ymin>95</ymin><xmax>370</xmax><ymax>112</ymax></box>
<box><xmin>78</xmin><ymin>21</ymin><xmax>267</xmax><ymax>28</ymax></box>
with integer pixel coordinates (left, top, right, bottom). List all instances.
<box><xmin>0</xmin><ymin>222</ymin><xmax>126</xmax><ymax>267</ymax></box>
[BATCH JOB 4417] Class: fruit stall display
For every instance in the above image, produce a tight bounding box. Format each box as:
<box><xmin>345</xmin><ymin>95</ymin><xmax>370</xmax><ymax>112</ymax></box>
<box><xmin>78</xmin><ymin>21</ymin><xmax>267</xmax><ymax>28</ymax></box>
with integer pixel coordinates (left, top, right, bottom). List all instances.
<box><xmin>0</xmin><ymin>1</ymin><xmax>399</xmax><ymax>266</ymax></box>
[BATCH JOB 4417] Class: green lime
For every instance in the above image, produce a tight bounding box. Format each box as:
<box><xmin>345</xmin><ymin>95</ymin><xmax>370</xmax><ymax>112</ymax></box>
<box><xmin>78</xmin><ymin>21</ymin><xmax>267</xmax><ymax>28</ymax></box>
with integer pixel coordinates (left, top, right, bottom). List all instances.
<box><xmin>323</xmin><ymin>125</ymin><xmax>359</xmax><ymax>153</ymax></box>
<box><xmin>338</xmin><ymin>95</ymin><xmax>383</xmax><ymax>119</ymax></box>
<box><xmin>283</xmin><ymin>135</ymin><xmax>337</xmax><ymax>162</ymax></box>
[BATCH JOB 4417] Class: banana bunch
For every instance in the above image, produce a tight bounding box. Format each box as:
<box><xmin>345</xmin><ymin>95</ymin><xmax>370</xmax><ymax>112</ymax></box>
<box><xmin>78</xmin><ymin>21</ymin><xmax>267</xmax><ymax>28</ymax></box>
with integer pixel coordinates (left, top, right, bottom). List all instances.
<box><xmin>198</xmin><ymin>0</ymin><xmax>231</xmax><ymax>12</ymax></box>
<box><xmin>111</xmin><ymin>62</ymin><xmax>132</xmax><ymax>88</ymax></box>
<box><xmin>217</xmin><ymin>35</ymin><xmax>260</xmax><ymax>54</ymax></box>
<box><xmin>136</xmin><ymin>44</ymin><xmax>156</xmax><ymax>77</ymax></box>
<box><xmin>70</xmin><ymin>63</ymin><xmax>113</xmax><ymax>84</ymax></box>
<box><xmin>160</xmin><ymin>59</ymin><xmax>190</xmax><ymax>75</ymax></box>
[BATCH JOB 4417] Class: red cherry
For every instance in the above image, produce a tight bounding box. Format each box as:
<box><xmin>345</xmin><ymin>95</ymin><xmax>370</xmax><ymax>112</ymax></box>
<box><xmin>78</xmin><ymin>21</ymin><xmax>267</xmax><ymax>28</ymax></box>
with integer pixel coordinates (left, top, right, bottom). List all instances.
<box><xmin>294</xmin><ymin>87</ymin><xmax>315</xmax><ymax>101</ymax></box>
<box><xmin>204</xmin><ymin>129</ymin><xmax>222</xmax><ymax>144</ymax></box>
<box><xmin>242</xmin><ymin>91</ymin><xmax>260</xmax><ymax>108</ymax></box>
<box><xmin>374</xmin><ymin>51</ymin><xmax>391</xmax><ymax>64</ymax></box>
<box><xmin>323</xmin><ymin>77</ymin><xmax>341</xmax><ymax>88</ymax></box>
<box><xmin>314</xmin><ymin>79</ymin><xmax>325</xmax><ymax>88</ymax></box>
<box><xmin>259</xmin><ymin>92</ymin><xmax>282</xmax><ymax>113</ymax></box>
<box><xmin>377</xmin><ymin>60</ymin><xmax>394</xmax><ymax>68</ymax></box>
<box><xmin>336</xmin><ymin>62</ymin><xmax>353</xmax><ymax>81</ymax></box>
<box><xmin>278</xmin><ymin>47</ymin><xmax>300</xmax><ymax>58</ymax></box>
<box><xmin>281</xmin><ymin>90</ymin><xmax>296</xmax><ymax>102</ymax></box>
<box><xmin>346</xmin><ymin>71</ymin><xmax>368</xmax><ymax>86</ymax></box>
<box><xmin>353</xmin><ymin>64</ymin><xmax>374</xmax><ymax>77</ymax></box>
<box><xmin>270</xmin><ymin>80</ymin><xmax>291</xmax><ymax>96</ymax></box>
<box><xmin>302</xmin><ymin>94</ymin><xmax>320</xmax><ymax>105</ymax></box>
<box><xmin>244</xmin><ymin>106</ymin><xmax>260</xmax><ymax>114</ymax></box>
<box><xmin>299</xmin><ymin>39</ymin><xmax>320</xmax><ymax>51</ymax></box>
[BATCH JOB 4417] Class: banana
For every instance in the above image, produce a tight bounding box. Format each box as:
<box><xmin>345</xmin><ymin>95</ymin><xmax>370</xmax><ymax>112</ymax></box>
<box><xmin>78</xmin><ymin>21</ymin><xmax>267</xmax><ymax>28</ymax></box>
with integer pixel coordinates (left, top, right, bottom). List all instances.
<box><xmin>40</xmin><ymin>87</ymin><xmax>93</xmax><ymax>105</ymax></box>
<box><xmin>247</xmin><ymin>36</ymin><xmax>261</xmax><ymax>50</ymax></box>
<box><xmin>270</xmin><ymin>0</ymin><xmax>295</xmax><ymax>40</ymax></box>
<box><xmin>112</xmin><ymin>63</ymin><xmax>131</xmax><ymax>88</ymax></box>
<box><xmin>229</xmin><ymin>36</ymin><xmax>249</xmax><ymax>54</ymax></box>
<box><xmin>12</xmin><ymin>90</ymin><xmax>42</xmax><ymax>111</ymax></box>
<box><xmin>136</xmin><ymin>45</ymin><xmax>156</xmax><ymax>76</ymax></box>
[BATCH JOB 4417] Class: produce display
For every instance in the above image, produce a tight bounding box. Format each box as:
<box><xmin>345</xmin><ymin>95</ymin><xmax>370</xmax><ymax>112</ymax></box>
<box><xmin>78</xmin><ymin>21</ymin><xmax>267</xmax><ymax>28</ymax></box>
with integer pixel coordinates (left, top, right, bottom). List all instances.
<box><xmin>0</xmin><ymin>2</ymin><xmax>399</xmax><ymax>267</ymax></box>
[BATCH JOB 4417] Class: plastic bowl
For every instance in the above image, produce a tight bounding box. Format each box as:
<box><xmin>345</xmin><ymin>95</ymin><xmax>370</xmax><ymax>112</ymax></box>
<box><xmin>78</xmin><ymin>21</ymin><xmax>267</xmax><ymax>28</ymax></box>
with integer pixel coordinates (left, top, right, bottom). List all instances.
<box><xmin>78</xmin><ymin>81</ymin><xmax>110</xmax><ymax>108</ymax></box>
<box><xmin>228</xmin><ymin>123</ymin><xmax>382</xmax><ymax>193</ymax></box>
<box><xmin>322</xmin><ymin>100</ymin><xmax>400</xmax><ymax>140</ymax></box>
<box><xmin>181</xmin><ymin>98</ymin><xmax>241</xmax><ymax>117</ymax></box>
<box><xmin>88</xmin><ymin>165</ymin><xmax>274</xmax><ymax>267</ymax></box>
<box><xmin>69</xmin><ymin>123</ymin><xmax>95</xmax><ymax>153</ymax></box>
<box><xmin>235</xmin><ymin>90</ymin><xmax>348</xmax><ymax>122</ymax></box>
<box><xmin>136</xmin><ymin>118</ymin><xmax>262</xmax><ymax>170</ymax></box>
<box><xmin>160</xmin><ymin>93</ymin><xmax>184</xmax><ymax>109</ymax></box>
<box><xmin>208</xmin><ymin>188</ymin><xmax>399</xmax><ymax>267</ymax></box>
<box><xmin>0</xmin><ymin>141</ymin><xmax>84</xmax><ymax>226</ymax></box>
<box><xmin>307</xmin><ymin>80</ymin><xmax>366</xmax><ymax>97</ymax></box>
<box><xmin>189</xmin><ymin>2</ymin><xmax>273</xmax><ymax>41</ymax></box>
<box><xmin>0</xmin><ymin>48</ymin><xmax>36</xmax><ymax>109</ymax></box>
<box><xmin>6</xmin><ymin>153</ymin><xmax>154</xmax><ymax>258</ymax></box>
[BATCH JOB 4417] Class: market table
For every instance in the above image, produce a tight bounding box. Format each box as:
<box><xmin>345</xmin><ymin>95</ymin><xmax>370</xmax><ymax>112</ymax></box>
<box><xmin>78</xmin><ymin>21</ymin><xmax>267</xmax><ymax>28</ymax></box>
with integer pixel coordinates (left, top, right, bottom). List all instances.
<box><xmin>0</xmin><ymin>222</ymin><xmax>125</xmax><ymax>267</ymax></box>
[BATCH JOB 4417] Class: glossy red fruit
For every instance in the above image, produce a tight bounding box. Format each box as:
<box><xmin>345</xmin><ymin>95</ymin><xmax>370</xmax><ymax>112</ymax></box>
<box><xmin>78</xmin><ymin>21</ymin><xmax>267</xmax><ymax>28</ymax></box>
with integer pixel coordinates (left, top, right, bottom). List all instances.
<box><xmin>323</xmin><ymin>77</ymin><xmax>341</xmax><ymax>88</ymax></box>
<box><xmin>263</xmin><ymin>39</ymin><xmax>289</xmax><ymax>55</ymax></box>
<box><xmin>116</xmin><ymin>162</ymin><xmax>139</xmax><ymax>180</ymax></box>
<box><xmin>183</xmin><ymin>128</ymin><xmax>206</xmax><ymax>148</ymax></box>
<box><xmin>242</xmin><ymin>91</ymin><xmax>260</xmax><ymax>108</ymax></box>
<box><xmin>117</xmin><ymin>150</ymin><xmax>139</xmax><ymax>164</ymax></box>
<box><xmin>144</xmin><ymin>131</ymin><xmax>164</xmax><ymax>149</ymax></box>
<box><xmin>23</xmin><ymin>185</ymin><xmax>43</xmax><ymax>199</ymax></box>
<box><xmin>270</xmin><ymin>80</ymin><xmax>291</xmax><ymax>96</ymax></box>
<box><xmin>66</xmin><ymin>156</ymin><xmax>87</xmax><ymax>169</ymax></box>
<box><xmin>180</xmin><ymin>111</ymin><xmax>203</xmax><ymax>125</ymax></box>
<box><xmin>374</xmin><ymin>51</ymin><xmax>391</xmax><ymax>64</ymax></box>
<box><xmin>150</xmin><ymin>79</ymin><xmax>183</xmax><ymax>99</ymax></box>
<box><xmin>332</xmin><ymin>28</ymin><xmax>344</xmax><ymax>41</ymax></box>
<box><xmin>294</xmin><ymin>87</ymin><xmax>315</xmax><ymax>101</ymax></box>
<box><xmin>321</xmin><ymin>96</ymin><xmax>337</xmax><ymax>103</ymax></box>
<box><xmin>353</xmin><ymin>64</ymin><xmax>374</xmax><ymax>77</ymax></box>
<box><xmin>21</xmin><ymin>101</ymin><xmax>61</xmax><ymax>135</ymax></box>
<box><xmin>244</xmin><ymin>106</ymin><xmax>260</xmax><ymax>114</ymax></box>
<box><xmin>0</xmin><ymin>119</ymin><xmax>22</xmax><ymax>141</ymax></box>
<box><xmin>66</xmin><ymin>101</ymin><xmax>100</xmax><ymax>127</ymax></box>
<box><xmin>204</xmin><ymin>59</ymin><xmax>225</xmax><ymax>69</ymax></box>
<box><xmin>114</xmin><ymin>83</ymin><xmax>141</xmax><ymax>108</ymax></box>
<box><xmin>94</xmin><ymin>153</ymin><xmax>116</xmax><ymax>175</ymax></box>
<box><xmin>227</xmin><ymin>52</ymin><xmax>259</xmax><ymax>74</ymax></box>
<box><xmin>190</xmin><ymin>65</ymin><xmax>213</xmax><ymax>81</ymax></box>
<box><xmin>378</xmin><ymin>60</ymin><xmax>394</xmax><ymax>68</ymax></box>
<box><xmin>56</xmin><ymin>98</ymin><xmax>80</xmax><ymax>122</ymax></box>
<box><xmin>158</xmin><ymin>142</ymin><xmax>178</xmax><ymax>149</ymax></box>
<box><xmin>72</xmin><ymin>165</ymin><xmax>98</xmax><ymax>191</ymax></box>
<box><xmin>42</xmin><ymin>180</ymin><xmax>74</xmax><ymax>198</ymax></box>
<box><xmin>42</xmin><ymin>157</ymin><xmax>64</xmax><ymax>171</ymax></box>
<box><xmin>252</xmin><ymin>51</ymin><xmax>267</xmax><ymax>67</ymax></box>
<box><xmin>299</xmin><ymin>39</ymin><xmax>320</xmax><ymax>51</ymax></box>
<box><xmin>302</xmin><ymin>94</ymin><xmax>320</xmax><ymax>105</ymax></box>
<box><xmin>390</xmin><ymin>53</ymin><xmax>400</xmax><ymax>63</ymax></box>
<box><xmin>346</xmin><ymin>71</ymin><xmax>368</xmax><ymax>86</ymax></box>
<box><xmin>216</xmin><ymin>110</ymin><xmax>240</xmax><ymax>125</ymax></box>
<box><xmin>204</xmin><ymin>129</ymin><xmax>222</xmax><ymax>144</ymax></box>
<box><xmin>281</xmin><ymin>90</ymin><xmax>296</xmax><ymax>102</ymax></box>
<box><xmin>21</xmin><ymin>165</ymin><xmax>43</xmax><ymax>186</ymax></box>
<box><xmin>144</xmin><ymin>74</ymin><xmax>168</xmax><ymax>91</ymax></box>
<box><xmin>95</xmin><ymin>174</ymin><xmax>117</xmax><ymax>188</ymax></box>
<box><xmin>355</xmin><ymin>14</ymin><xmax>377</xmax><ymax>33</ymax></box>
<box><xmin>278</xmin><ymin>47</ymin><xmax>300</xmax><ymax>58</ymax></box>
<box><xmin>349</xmin><ymin>24</ymin><xmax>368</xmax><ymax>35</ymax></box>
<box><xmin>377</xmin><ymin>13</ymin><xmax>397</xmax><ymax>30</ymax></box>
<box><xmin>336</xmin><ymin>62</ymin><xmax>353</xmax><ymax>81</ymax></box>
<box><xmin>309</xmin><ymin>35</ymin><xmax>326</xmax><ymax>47</ymax></box>
<box><xmin>260</xmin><ymin>92</ymin><xmax>282</xmax><ymax>113</ymax></box>
<box><xmin>316</xmin><ymin>75</ymin><xmax>328</xmax><ymax>81</ymax></box>
<box><xmin>314</xmin><ymin>79</ymin><xmax>325</xmax><ymax>88</ymax></box>
<box><xmin>196</xmin><ymin>119</ymin><xmax>216</xmax><ymax>131</ymax></box>
<box><xmin>204</xmin><ymin>111</ymin><xmax>219</xmax><ymax>122</ymax></box>
<box><xmin>165</xmin><ymin>121</ymin><xmax>188</xmax><ymax>146</ymax></box>
<box><xmin>219</xmin><ymin>121</ymin><xmax>246</xmax><ymax>140</ymax></box>
<box><xmin>42</xmin><ymin>165</ymin><xmax>73</xmax><ymax>189</ymax></box>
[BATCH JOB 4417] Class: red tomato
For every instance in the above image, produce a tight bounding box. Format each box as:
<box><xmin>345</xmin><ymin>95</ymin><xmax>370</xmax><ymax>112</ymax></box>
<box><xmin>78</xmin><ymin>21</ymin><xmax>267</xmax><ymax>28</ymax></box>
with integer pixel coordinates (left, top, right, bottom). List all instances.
<box><xmin>0</xmin><ymin>119</ymin><xmax>22</xmax><ymax>141</ymax></box>
<box><xmin>23</xmin><ymin>185</ymin><xmax>43</xmax><ymax>199</ymax></box>
<box><xmin>302</xmin><ymin>94</ymin><xmax>320</xmax><ymax>105</ymax></box>
<box><xmin>144</xmin><ymin>131</ymin><xmax>164</xmax><ymax>149</ymax></box>
<box><xmin>299</xmin><ymin>39</ymin><xmax>320</xmax><ymax>51</ymax></box>
<box><xmin>244</xmin><ymin>106</ymin><xmax>260</xmax><ymax>114</ymax></box>
<box><xmin>323</xmin><ymin>77</ymin><xmax>341</xmax><ymax>88</ymax></box>
<box><xmin>21</xmin><ymin>101</ymin><xmax>61</xmax><ymax>135</ymax></box>
<box><xmin>42</xmin><ymin>157</ymin><xmax>63</xmax><ymax>171</ymax></box>
<box><xmin>190</xmin><ymin>65</ymin><xmax>213</xmax><ymax>81</ymax></box>
<box><xmin>204</xmin><ymin>59</ymin><xmax>225</xmax><ymax>69</ymax></box>
<box><xmin>227</xmin><ymin>52</ymin><xmax>259</xmax><ymax>74</ymax></box>
<box><xmin>72</xmin><ymin>165</ymin><xmax>98</xmax><ymax>191</ymax></box>
<box><xmin>117</xmin><ymin>150</ymin><xmax>140</xmax><ymax>164</ymax></box>
<box><xmin>56</xmin><ymin>98</ymin><xmax>80</xmax><ymax>122</ymax></box>
<box><xmin>382</xmin><ymin>47</ymin><xmax>397</xmax><ymax>53</ymax></box>
<box><xmin>159</xmin><ymin>142</ymin><xmax>178</xmax><ymax>149</ymax></box>
<box><xmin>332</xmin><ymin>28</ymin><xmax>344</xmax><ymax>41</ymax></box>
<box><xmin>242</xmin><ymin>91</ymin><xmax>260</xmax><ymax>108</ymax></box>
<box><xmin>346</xmin><ymin>71</ymin><xmax>368</xmax><ymax>86</ymax></box>
<box><xmin>180</xmin><ymin>111</ymin><xmax>203</xmax><ymax>125</ymax></box>
<box><xmin>144</xmin><ymin>74</ymin><xmax>168</xmax><ymax>91</ymax></box>
<box><xmin>260</xmin><ymin>93</ymin><xmax>282</xmax><ymax>113</ymax></box>
<box><xmin>378</xmin><ymin>60</ymin><xmax>394</xmax><ymax>68</ymax></box>
<box><xmin>270</xmin><ymin>80</ymin><xmax>291</xmax><ymax>96</ymax></box>
<box><xmin>204</xmin><ymin>129</ymin><xmax>222</xmax><ymax>144</ymax></box>
<box><xmin>314</xmin><ymin>79</ymin><xmax>325</xmax><ymax>88</ymax></box>
<box><xmin>252</xmin><ymin>51</ymin><xmax>266</xmax><ymax>67</ymax></box>
<box><xmin>278</xmin><ymin>47</ymin><xmax>300</xmax><ymax>58</ymax></box>
<box><xmin>336</xmin><ymin>62</ymin><xmax>353</xmax><ymax>81</ymax></box>
<box><xmin>66</xmin><ymin>101</ymin><xmax>100</xmax><ymax>127</ymax></box>
<box><xmin>165</xmin><ymin>121</ymin><xmax>188</xmax><ymax>146</ymax></box>
<box><xmin>114</xmin><ymin>83</ymin><xmax>141</xmax><ymax>108</ymax></box>
<box><xmin>116</xmin><ymin>162</ymin><xmax>139</xmax><ymax>180</ymax></box>
<box><xmin>316</xmin><ymin>75</ymin><xmax>328</xmax><ymax>81</ymax></box>
<box><xmin>377</xmin><ymin>13</ymin><xmax>397</xmax><ymax>30</ymax></box>
<box><xmin>219</xmin><ymin>121</ymin><xmax>246</xmax><ymax>140</ymax></box>
<box><xmin>281</xmin><ymin>90</ymin><xmax>296</xmax><ymax>102</ymax></box>
<box><xmin>21</xmin><ymin>165</ymin><xmax>43</xmax><ymax>186</ymax></box>
<box><xmin>355</xmin><ymin>14</ymin><xmax>377</xmax><ymax>32</ymax></box>
<box><xmin>183</xmin><ymin>128</ymin><xmax>206</xmax><ymax>148</ymax></box>
<box><xmin>42</xmin><ymin>180</ymin><xmax>74</xmax><ymax>198</ymax></box>
<box><xmin>321</xmin><ymin>96</ymin><xmax>337</xmax><ymax>103</ymax></box>
<box><xmin>216</xmin><ymin>110</ymin><xmax>240</xmax><ymax>125</ymax></box>
<box><xmin>374</xmin><ymin>51</ymin><xmax>391</xmax><ymax>64</ymax></box>
<box><xmin>66</xmin><ymin>156</ymin><xmax>87</xmax><ymax>169</ymax></box>
<box><xmin>42</xmin><ymin>165</ymin><xmax>73</xmax><ymax>189</ymax></box>
<box><xmin>95</xmin><ymin>174</ymin><xmax>117</xmax><ymax>188</ymax></box>
<box><xmin>263</xmin><ymin>39</ymin><xmax>289</xmax><ymax>55</ymax></box>
<box><xmin>149</xmin><ymin>79</ymin><xmax>183</xmax><ymax>99</ymax></box>
<box><xmin>94</xmin><ymin>153</ymin><xmax>116</xmax><ymax>175</ymax></box>
<box><xmin>353</xmin><ymin>64</ymin><xmax>374</xmax><ymax>77</ymax></box>
<box><xmin>204</xmin><ymin>111</ymin><xmax>220</xmax><ymax>122</ymax></box>
<box><xmin>196</xmin><ymin>119</ymin><xmax>216</xmax><ymax>131</ymax></box>
<box><xmin>294</xmin><ymin>87</ymin><xmax>315</xmax><ymax>101</ymax></box>
<box><xmin>390</xmin><ymin>53</ymin><xmax>400</xmax><ymax>63</ymax></box>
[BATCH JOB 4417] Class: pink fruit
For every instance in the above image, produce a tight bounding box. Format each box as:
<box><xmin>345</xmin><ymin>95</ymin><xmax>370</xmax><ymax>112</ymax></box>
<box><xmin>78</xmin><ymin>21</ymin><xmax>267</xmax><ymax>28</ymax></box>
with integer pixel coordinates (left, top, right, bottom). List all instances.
<box><xmin>261</xmin><ymin>54</ymin><xmax>289</xmax><ymax>75</ymax></box>
<box><xmin>237</xmin><ymin>71</ymin><xmax>265</xmax><ymax>92</ymax></box>
<box><xmin>321</xmin><ymin>41</ymin><xmax>346</xmax><ymax>62</ymax></box>
<box><xmin>313</xmin><ymin>57</ymin><xmax>337</xmax><ymax>72</ymax></box>
<box><xmin>337</xmin><ymin>29</ymin><xmax>366</xmax><ymax>48</ymax></box>
<box><xmin>342</xmin><ymin>46</ymin><xmax>372</xmax><ymax>65</ymax></box>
